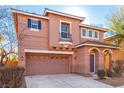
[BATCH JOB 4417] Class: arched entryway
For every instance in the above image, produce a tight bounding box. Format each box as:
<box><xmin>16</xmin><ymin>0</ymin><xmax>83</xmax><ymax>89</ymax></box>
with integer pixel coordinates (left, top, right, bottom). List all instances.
<box><xmin>103</xmin><ymin>49</ymin><xmax>112</xmax><ymax>72</ymax></box>
<box><xmin>89</xmin><ymin>48</ymin><xmax>100</xmax><ymax>73</ymax></box>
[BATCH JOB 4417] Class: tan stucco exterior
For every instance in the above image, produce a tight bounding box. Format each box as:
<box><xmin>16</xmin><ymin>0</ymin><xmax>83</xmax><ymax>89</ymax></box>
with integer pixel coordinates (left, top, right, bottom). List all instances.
<box><xmin>12</xmin><ymin>8</ymin><xmax>120</xmax><ymax>75</ymax></box>
<box><xmin>104</xmin><ymin>37</ymin><xmax>124</xmax><ymax>61</ymax></box>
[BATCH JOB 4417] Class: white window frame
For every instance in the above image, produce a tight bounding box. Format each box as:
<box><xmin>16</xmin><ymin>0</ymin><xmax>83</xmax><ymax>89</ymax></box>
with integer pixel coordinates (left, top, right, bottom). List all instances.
<box><xmin>81</xmin><ymin>28</ymin><xmax>99</xmax><ymax>40</ymax></box>
<box><xmin>60</xmin><ymin>20</ymin><xmax>71</xmax><ymax>39</ymax></box>
<box><xmin>88</xmin><ymin>30</ymin><xmax>93</xmax><ymax>38</ymax></box>
<box><xmin>61</xmin><ymin>25</ymin><xmax>69</xmax><ymax>39</ymax></box>
<box><xmin>30</xmin><ymin>18</ymin><xmax>40</xmax><ymax>31</ymax></box>
<box><xmin>81</xmin><ymin>28</ymin><xmax>87</xmax><ymax>38</ymax></box>
<box><xmin>93</xmin><ymin>31</ymin><xmax>99</xmax><ymax>39</ymax></box>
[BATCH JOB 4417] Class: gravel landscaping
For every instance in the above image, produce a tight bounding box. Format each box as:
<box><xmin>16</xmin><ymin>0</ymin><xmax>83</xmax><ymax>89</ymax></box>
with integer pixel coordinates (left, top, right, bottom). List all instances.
<box><xmin>97</xmin><ymin>77</ymin><xmax>124</xmax><ymax>87</ymax></box>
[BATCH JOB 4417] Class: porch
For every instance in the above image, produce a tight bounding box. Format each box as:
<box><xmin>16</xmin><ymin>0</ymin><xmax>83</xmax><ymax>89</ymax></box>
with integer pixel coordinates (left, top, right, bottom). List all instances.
<box><xmin>75</xmin><ymin>40</ymin><xmax>118</xmax><ymax>74</ymax></box>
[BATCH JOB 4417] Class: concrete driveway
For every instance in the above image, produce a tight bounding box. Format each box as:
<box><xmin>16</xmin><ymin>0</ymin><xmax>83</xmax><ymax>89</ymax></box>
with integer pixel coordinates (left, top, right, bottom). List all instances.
<box><xmin>25</xmin><ymin>74</ymin><xmax>113</xmax><ymax>88</ymax></box>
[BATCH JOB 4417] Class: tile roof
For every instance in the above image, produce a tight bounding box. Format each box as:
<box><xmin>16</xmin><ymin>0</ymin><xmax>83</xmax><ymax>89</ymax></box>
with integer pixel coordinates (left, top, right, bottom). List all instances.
<box><xmin>76</xmin><ymin>40</ymin><xmax>118</xmax><ymax>48</ymax></box>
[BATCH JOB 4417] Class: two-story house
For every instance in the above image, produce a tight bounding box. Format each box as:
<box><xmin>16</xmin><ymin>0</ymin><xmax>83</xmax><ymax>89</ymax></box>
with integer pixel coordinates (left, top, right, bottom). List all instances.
<box><xmin>12</xmin><ymin>8</ymin><xmax>119</xmax><ymax>75</ymax></box>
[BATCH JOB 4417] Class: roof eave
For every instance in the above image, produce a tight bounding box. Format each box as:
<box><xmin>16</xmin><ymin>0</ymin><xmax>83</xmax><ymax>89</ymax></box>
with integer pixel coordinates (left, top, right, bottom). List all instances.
<box><xmin>104</xmin><ymin>35</ymin><xmax>115</xmax><ymax>40</ymax></box>
<box><xmin>11</xmin><ymin>8</ymin><xmax>49</xmax><ymax>20</ymax></box>
<box><xmin>24</xmin><ymin>49</ymin><xmax>74</xmax><ymax>54</ymax></box>
<box><xmin>43</xmin><ymin>8</ymin><xmax>85</xmax><ymax>21</ymax></box>
<box><xmin>76</xmin><ymin>43</ymin><xmax>118</xmax><ymax>49</ymax></box>
<box><xmin>80</xmin><ymin>24</ymin><xmax>107</xmax><ymax>32</ymax></box>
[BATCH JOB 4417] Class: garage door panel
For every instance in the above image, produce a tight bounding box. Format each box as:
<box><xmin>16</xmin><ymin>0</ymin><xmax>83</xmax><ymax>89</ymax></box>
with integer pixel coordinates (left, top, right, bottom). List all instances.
<box><xmin>26</xmin><ymin>55</ymin><xmax>70</xmax><ymax>75</ymax></box>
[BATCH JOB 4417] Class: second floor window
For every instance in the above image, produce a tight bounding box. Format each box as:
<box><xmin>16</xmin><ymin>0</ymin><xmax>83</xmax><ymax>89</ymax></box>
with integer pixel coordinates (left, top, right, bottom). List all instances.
<box><xmin>28</xmin><ymin>19</ymin><xmax>41</xmax><ymax>30</ymax></box>
<box><xmin>31</xmin><ymin>20</ymin><xmax>38</xmax><ymax>29</ymax></box>
<box><xmin>61</xmin><ymin>25</ymin><xmax>69</xmax><ymax>38</ymax></box>
<box><xmin>81</xmin><ymin>28</ymin><xmax>99</xmax><ymax>39</ymax></box>
<box><xmin>81</xmin><ymin>29</ymin><xmax>87</xmax><ymax>37</ymax></box>
<box><xmin>94</xmin><ymin>31</ymin><xmax>98</xmax><ymax>38</ymax></box>
<box><xmin>88</xmin><ymin>30</ymin><xmax>93</xmax><ymax>37</ymax></box>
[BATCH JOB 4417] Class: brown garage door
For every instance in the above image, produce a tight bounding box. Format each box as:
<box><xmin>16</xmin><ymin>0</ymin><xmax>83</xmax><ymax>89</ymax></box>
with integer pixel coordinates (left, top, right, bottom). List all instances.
<box><xmin>26</xmin><ymin>54</ymin><xmax>70</xmax><ymax>75</ymax></box>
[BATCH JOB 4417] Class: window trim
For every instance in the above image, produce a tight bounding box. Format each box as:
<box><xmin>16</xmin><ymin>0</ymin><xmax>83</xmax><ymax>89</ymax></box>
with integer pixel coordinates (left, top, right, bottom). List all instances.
<box><xmin>61</xmin><ymin>25</ymin><xmax>69</xmax><ymax>39</ymax></box>
<box><xmin>94</xmin><ymin>31</ymin><xmax>99</xmax><ymax>39</ymax></box>
<box><xmin>81</xmin><ymin>28</ymin><xmax>87</xmax><ymax>38</ymax></box>
<box><xmin>30</xmin><ymin>28</ymin><xmax>39</xmax><ymax>31</ymax></box>
<box><xmin>60</xmin><ymin>20</ymin><xmax>71</xmax><ymax>39</ymax></box>
<box><xmin>61</xmin><ymin>25</ymin><xmax>68</xmax><ymax>32</ymax></box>
<box><xmin>31</xmin><ymin>19</ymin><xmax>39</xmax><ymax>29</ymax></box>
<box><xmin>81</xmin><ymin>28</ymin><xmax>99</xmax><ymax>40</ymax></box>
<box><xmin>88</xmin><ymin>30</ymin><xmax>93</xmax><ymax>38</ymax></box>
<box><xmin>29</xmin><ymin>18</ymin><xmax>41</xmax><ymax>31</ymax></box>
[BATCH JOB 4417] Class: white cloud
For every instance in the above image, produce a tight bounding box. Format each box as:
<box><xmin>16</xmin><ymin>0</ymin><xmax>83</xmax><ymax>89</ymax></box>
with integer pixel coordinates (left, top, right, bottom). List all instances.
<box><xmin>63</xmin><ymin>6</ymin><xmax>90</xmax><ymax>24</ymax></box>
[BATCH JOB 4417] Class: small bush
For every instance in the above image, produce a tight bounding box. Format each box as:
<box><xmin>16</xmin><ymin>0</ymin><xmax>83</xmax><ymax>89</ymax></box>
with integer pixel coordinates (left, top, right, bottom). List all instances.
<box><xmin>0</xmin><ymin>66</ymin><xmax>25</xmax><ymax>88</ymax></box>
<box><xmin>114</xmin><ymin>60</ymin><xmax>124</xmax><ymax>73</ymax></box>
<box><xmin>113</xmin><ymin>67</ymin><xmax>120</xmax><ymax>73</ymax></box>
<box><xmin>110</xmin><ymin>60</ymin><xmax>124</xmax><ymax>77</ymax></box>
<box><xmin>112</xmin><ymin>67</ymin><xmax>121</xmax><ymax>77</ymax></box>
<box><xmin>97</xmin><ymin>70</ymin><xmax>105</xmax><ymax>79</ymax></box>
<box><xmin>106</xmin><ymin>69</ymin><xmax>113</xmax><ymax>77</ymax></box>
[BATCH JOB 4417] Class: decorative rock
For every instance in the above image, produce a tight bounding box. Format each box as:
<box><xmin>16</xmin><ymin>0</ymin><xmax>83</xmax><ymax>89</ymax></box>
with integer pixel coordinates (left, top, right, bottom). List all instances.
<box><xmin>91</xmin><ymin>74</ymin><xmax>98</xmax><ymax>79</ymax></box>
<box><xmin>105</xmin><ymin>76</ymin><xmax>112</xmax><ymax>80</ymax></box>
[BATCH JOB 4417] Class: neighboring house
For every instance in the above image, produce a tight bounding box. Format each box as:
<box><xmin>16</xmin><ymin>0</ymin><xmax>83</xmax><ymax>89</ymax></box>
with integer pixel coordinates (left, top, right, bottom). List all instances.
<box><xmin>12</xmin><ymin>8</ymin><xmax>120</xmax><ymax>75</ymax></box>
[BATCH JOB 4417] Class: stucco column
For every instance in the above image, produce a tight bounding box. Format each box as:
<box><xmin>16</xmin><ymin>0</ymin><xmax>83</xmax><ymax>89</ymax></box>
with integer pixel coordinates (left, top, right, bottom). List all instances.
<box><xmin>83</xmin><ymin>47</ymin><xmax>90</xmax><ymax>74</ymax></box>
<box><xmin>84</xmin><ymin>53</ymin><xmax>90</xmax><ymax>74</ymax></box>
<box><xmin>71</xmin><ymin>54</ymin><xmax>76</xmax><ymax>73</ymax></box>
<box><xmin>99</xmin><ymin>53</ymin><xmax>104</xmax><ymax>70</ymax></box>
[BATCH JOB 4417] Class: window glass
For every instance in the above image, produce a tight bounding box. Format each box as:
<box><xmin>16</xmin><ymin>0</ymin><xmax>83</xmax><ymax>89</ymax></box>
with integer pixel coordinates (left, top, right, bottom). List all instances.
<box><xmin>61</xmin><ymin>25</ymin><xmax>69</xmax><ymax>38</ymax></box>
<box><xmin>61</xmin><ymin>26</ymin><xmax>68</xmax><ymax>32</ymax></box>
<box><xmin>31</xmin><ymin>20</ymin><xmax>38</xmax><ymax>29</ymax></box>
<box><xmin>81</xmin><ymin>28</ymin><xmax>99</xmax><ymax>39</ymax></box>
<box><xmin>28</xmin><ymin>19</ymin><xmax>41</xmax><ymax>30</ymax></box>
<box><xmin>89</xmin><ymin>30</ymin><xmax>92</xmax><ymax>37</ymax></box>
<box><xmin>95</xmin><ymin>31</ymin><xmax>98</xmax><ymax>38</ymax></box>
<box><xmin>82</xmin><ymin>29</ymin><xmax>86</xmax><ymax>37</ymax></box>
<box><xmin>61</xmin><ymin>32</ymin><xmax>68</xmax><ymax>38</ymax></box>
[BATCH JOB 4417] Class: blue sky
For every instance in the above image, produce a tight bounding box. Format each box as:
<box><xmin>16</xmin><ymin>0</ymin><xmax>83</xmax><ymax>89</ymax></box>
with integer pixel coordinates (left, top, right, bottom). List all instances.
<box><xmin>15</xmin><ymin>5</ymin><xmax>115</xmax><ymax>27</ymax></box>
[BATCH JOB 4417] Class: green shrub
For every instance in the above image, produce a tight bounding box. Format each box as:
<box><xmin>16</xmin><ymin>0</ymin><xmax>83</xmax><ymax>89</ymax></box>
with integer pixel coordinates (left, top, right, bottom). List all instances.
<box><xmin>113</xmin><ymin>67</ymin><xmax>121</xmax><ymax>77</ymax></box>
<box><xmin>114</xmin><ymin>60</ymin><xmax>124</xmax><ymax>73</ymax></box>
<box><xmin>0</xmin><ymin>66</ymin><xmax>25</xmax><ymax>88</ymax></box>
<box><xmin>97</xmin><ymin>70</ymin><xmax>105</xmax><ymax>79</ymax></box>
<box><xmin>113</xmin><ymin>67</ymin><xmax>119</xmax><ymax>73</ymax></box>
<box><xmin>111</xmin><ymin>60</ymin><xmax>124</xmax><ymax>77</ymax></box>
<box><xmin>106</xmin><ymin>69</ymin><xmax>113</xmax><ymax>77</ymax></box>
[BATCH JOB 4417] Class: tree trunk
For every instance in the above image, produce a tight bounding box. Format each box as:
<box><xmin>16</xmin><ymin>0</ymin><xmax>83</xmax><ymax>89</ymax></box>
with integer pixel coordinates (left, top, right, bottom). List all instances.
<box><xmin>0</xmin><ymin>55</ymin><xmax>5</xmax><ymax>67</ymax></box>
<box><xmin>0</xmin><ymin>62</ymin><xmax>2</xmax><ymax>67</ymax></box>
<box><xmin>0</xmin><ymin>58</ymin><xmax>4</xmax><ymax>67</ymax></box>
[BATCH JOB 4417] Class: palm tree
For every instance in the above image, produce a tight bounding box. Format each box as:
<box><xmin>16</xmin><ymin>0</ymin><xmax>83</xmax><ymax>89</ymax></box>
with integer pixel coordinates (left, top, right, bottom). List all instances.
<box><xmin>108</xmin><ymin>6</ymin><xmax>124</xmax><ymax>46</ymax></box>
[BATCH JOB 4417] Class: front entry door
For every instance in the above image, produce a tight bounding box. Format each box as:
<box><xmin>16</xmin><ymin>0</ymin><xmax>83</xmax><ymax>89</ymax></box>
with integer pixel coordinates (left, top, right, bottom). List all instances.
<box><xmin>90</xmin><ymin>53</ymin><xmax>95</xmax><ymax>72</ymax></box>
